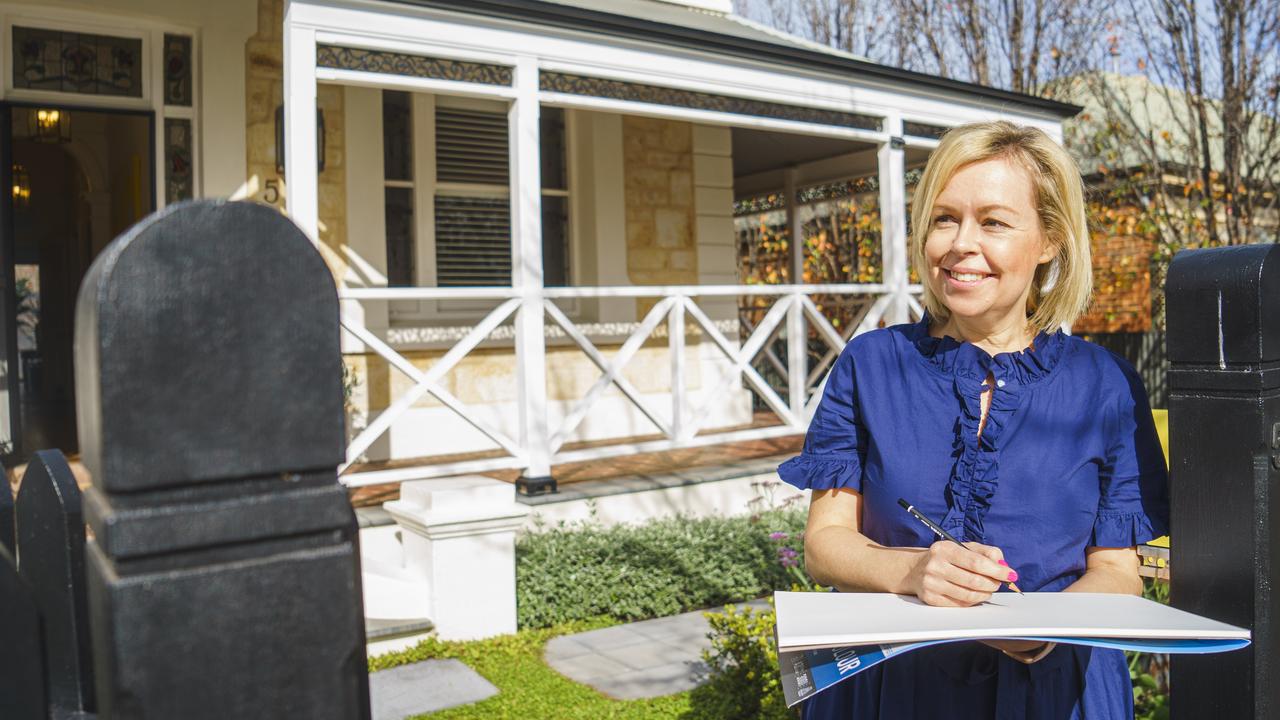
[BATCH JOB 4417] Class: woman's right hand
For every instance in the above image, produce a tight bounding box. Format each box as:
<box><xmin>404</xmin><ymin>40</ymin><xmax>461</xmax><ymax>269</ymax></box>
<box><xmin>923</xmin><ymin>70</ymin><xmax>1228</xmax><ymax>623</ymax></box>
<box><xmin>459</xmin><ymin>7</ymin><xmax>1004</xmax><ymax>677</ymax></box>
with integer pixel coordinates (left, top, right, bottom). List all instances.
<box><xmin>905</xmin><ymin>541</ymin><xmax>1016</xmax><ymax>607</ymax></box>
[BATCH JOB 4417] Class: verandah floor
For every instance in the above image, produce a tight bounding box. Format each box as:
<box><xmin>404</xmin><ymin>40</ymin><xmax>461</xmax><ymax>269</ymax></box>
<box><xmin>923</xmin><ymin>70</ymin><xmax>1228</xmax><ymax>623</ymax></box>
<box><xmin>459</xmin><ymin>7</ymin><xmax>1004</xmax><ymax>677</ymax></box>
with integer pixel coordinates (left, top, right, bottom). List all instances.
<box><xmin>347</xmin><ymin>412</ymin><xmax>802</xmax><ymax>507</ymax></box>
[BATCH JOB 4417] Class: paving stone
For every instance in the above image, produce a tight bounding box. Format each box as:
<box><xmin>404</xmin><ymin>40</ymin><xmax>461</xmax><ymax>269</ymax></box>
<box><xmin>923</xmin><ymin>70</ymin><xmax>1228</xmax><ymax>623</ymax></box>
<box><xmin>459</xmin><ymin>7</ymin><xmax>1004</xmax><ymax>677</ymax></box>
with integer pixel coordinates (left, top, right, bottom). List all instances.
<box><xmin>569</xmin><ymin>624</ymin><xmax>650</xmax><ymax>652</ymax></box>
<box><xmin>545</xmin><ymin>650</ymin><xmax>633</xmax><ymax>682</ymax></box>
<box><xmin>598</xmin><ymin>637</ymin><xmax>697</xmax><ymax>671</ymax></box>
<box><xmin>547</xmin><ymin>600</ymin><xmax>774</xmax><ymax>699</ymax></box>
<box><xmin>592</xmin><ymin>660</ymin><xmax>709</xmax><ymax>700</ymax></box>
<box><xmin>543</xmin><ymin>635</ymin><xmax>595</xmax><ymax>661</ymax></box>
<box><xmin>369</xmin><ymin>659</ymin><xmax>496</xmax><ymax>720</ymax></box>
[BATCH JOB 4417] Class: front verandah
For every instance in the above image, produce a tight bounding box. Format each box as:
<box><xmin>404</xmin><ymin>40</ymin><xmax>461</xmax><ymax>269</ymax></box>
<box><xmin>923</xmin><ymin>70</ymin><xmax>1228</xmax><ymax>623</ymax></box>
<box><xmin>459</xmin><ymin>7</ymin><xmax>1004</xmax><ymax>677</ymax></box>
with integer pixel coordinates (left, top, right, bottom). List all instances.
<box><xmin>279</xmin><ymin>0</ymin><xmax>1054</xmax><ymax>495</ymax></box>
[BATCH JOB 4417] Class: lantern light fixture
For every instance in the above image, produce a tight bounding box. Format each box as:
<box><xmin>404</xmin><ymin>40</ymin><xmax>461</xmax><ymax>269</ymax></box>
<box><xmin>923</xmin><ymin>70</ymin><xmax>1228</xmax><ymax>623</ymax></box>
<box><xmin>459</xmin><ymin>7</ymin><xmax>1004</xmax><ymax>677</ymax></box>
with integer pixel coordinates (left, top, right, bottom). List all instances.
<box><xmin>11</xmin><ymin>164</ymin><xmax>30</xmax><ymax>206</ymax></box>
<box><xmin>31</xmin><ymin>108</ymin><xmax>70</xmax><ymax>143</ymax></box>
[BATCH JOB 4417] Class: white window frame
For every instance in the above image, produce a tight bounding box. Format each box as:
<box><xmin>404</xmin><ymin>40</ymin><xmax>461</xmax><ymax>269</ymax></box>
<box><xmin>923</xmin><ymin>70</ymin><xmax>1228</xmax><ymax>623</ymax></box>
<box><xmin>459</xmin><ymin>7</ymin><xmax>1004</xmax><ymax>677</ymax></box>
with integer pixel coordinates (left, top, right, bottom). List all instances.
<box><xmin>385</xmin><ymin>91</ymin><xmax>579</xmax><ymax>325</ymax></box>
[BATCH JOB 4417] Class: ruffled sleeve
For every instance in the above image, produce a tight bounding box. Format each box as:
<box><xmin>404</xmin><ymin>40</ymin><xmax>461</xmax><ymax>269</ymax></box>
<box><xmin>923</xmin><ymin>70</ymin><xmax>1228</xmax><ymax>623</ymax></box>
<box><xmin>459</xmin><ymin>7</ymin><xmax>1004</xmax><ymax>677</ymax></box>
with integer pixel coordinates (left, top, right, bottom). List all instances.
<box><xmin>1091</xmin><ymin>355</ymin><xmax>1171</xmax><ymax>547</ymax></box>
<box><xmin>777</xmin><ymin>343</ymin><xmax>866</xmax><ymax>491</ymax></box>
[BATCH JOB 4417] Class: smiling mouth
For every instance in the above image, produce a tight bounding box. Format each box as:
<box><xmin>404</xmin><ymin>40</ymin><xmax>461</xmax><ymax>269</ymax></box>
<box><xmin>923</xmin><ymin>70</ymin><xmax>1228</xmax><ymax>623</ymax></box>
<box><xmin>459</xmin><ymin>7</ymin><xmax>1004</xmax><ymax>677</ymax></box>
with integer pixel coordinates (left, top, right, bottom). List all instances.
<box><xmin>945</xmin><ymin>269</ymin><xmax>992</xmax><ymax>283</ymax></box>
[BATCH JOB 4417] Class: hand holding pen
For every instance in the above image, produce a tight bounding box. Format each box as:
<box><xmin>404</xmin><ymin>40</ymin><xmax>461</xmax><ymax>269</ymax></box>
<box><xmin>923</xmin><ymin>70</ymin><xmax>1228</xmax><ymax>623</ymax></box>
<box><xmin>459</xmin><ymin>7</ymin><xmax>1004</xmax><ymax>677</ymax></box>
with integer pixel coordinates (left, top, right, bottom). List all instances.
<box><xmin>898</xmin><ymin>498</ymin><xmax>1023</xmax><ymax>607</ymax></box>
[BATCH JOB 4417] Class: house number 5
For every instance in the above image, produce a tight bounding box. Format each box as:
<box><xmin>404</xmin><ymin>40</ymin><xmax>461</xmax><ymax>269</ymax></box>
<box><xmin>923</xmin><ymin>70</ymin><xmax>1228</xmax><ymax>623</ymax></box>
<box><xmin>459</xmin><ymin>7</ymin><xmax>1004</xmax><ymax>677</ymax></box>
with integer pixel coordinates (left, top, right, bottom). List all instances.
<box><xmin>263</xmin><ymin>178</ymin><xmax>281</xmax><ymax>205</ymax></box>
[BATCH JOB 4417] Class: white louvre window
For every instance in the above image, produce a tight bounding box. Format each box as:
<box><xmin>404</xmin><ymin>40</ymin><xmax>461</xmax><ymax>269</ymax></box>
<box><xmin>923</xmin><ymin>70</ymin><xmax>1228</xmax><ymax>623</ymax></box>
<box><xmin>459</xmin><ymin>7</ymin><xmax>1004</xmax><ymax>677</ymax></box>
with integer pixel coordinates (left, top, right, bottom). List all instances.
<box><xmin>434</xmin><ymin>195</ymin><xmax>511</xmax><ymax>286</ymax></box>
<box><xmin>434</xmin><ymin>102</ymin><xmax>569</xmax><ymax>287</ymax></box>
<box><xmin>435</xmin><ymin>107</ymin><xmax>508</xmax><ymax>185</ymax></box>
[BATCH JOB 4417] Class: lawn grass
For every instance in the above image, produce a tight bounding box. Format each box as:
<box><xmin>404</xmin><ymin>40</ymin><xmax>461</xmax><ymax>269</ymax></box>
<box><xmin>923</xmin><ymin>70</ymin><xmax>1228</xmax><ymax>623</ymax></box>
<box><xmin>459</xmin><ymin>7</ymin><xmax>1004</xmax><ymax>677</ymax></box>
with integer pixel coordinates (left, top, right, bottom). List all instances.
<box><xmin>369</xmin><ymin>618</ymin><xmax>693</xmax><ymax>719</ymax></box>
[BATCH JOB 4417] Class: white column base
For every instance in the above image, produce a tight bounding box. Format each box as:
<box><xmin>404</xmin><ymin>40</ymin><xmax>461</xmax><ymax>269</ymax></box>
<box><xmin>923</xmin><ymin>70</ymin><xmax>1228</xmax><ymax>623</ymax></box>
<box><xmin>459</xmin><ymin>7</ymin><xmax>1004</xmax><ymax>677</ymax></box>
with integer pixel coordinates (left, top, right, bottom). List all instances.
<box><xmin>385</xmin><ymin>476</ymin><xmax>530</xmax><ymax>641</ymax></box>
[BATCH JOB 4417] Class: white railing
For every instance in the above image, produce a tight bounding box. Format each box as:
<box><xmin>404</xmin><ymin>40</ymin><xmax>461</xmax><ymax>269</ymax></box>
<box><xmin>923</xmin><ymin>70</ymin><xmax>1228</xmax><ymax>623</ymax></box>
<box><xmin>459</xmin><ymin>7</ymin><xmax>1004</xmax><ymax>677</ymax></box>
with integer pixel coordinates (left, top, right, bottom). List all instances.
<box><xmin>337</xmin><ymin>283</ymin><xmax>923</xmax><ymax>488</ymax></box>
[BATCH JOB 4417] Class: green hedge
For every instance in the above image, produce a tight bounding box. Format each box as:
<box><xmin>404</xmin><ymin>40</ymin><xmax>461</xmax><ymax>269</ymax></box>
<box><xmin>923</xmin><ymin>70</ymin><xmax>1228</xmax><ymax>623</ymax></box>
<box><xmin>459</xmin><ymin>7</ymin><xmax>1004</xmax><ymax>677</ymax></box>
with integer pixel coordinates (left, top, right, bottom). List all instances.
<box><xmin>516</xmin><ymin>509</ymin><xmax>807</xmax><ymax>628</ymax></box>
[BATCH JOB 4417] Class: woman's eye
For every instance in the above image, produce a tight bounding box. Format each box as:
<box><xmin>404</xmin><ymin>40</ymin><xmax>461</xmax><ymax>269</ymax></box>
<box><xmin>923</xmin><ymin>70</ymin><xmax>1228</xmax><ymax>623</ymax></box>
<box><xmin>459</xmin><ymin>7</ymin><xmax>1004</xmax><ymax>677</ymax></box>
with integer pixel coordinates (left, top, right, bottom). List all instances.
<box><xmin>983</xmin><ymin>218</ymin><xmax>1008</xmax><ymax>228</ymax></box>
<box><xmin>933</xmin><ymin>214</ymin><xmax>955</xmax><ymax>225</ymax></box>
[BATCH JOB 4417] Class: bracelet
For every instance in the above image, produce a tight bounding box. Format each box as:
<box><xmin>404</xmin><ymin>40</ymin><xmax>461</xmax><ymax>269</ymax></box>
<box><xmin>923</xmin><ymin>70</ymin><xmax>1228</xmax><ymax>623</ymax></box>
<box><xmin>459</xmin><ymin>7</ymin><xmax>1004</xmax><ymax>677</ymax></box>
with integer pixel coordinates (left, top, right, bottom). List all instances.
<box><xmin>1001</xmin><ymin>641</ymin><xmax>1056</xmax><ymax>665</ymax></box>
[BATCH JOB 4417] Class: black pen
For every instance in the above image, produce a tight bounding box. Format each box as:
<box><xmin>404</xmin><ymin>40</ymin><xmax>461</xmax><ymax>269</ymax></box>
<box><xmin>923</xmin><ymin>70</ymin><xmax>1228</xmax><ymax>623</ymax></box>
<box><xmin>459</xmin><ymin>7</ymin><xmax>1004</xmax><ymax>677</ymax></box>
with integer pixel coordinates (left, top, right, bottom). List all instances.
<box><xmin>897</xmin><ymin>497</ymin><xmax>1023</xmax><ymax>593</ymax></box>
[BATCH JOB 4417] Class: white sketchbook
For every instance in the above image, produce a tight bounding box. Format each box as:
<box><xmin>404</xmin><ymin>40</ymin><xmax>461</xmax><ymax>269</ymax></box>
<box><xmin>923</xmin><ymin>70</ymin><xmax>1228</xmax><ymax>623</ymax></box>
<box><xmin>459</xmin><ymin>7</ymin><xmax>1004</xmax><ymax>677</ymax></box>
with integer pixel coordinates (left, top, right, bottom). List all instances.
<box><xmin>775</xmin><ymin>591</ymin><xmax>1250</xmax><ymax>651</ymax></box>
<box><xmin>774</xmin><ymin>591</ymin><xmax>1251</xmax><ymax>708</ymax></box>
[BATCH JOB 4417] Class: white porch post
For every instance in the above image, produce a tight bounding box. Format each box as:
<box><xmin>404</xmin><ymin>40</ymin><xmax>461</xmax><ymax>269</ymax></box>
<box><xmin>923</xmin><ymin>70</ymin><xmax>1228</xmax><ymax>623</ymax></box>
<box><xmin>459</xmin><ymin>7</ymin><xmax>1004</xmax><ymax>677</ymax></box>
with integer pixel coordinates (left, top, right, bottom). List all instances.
<box><xmin>282</xmin><ymin>8</ymin><xmax>319</xmax><ymax>241</ymax></box>
<box><xmin>511</xmin><ymin>56</ymin><xmax>552</xmax><ymax>492</ymax></box>
<box><xmin>784</xmin><ymin>168</ymin><xmax>807</xmax><ymax>421</ymax></box>
<box><xmin>878</xmin><ymin>114</ymin><xmax>909</xmax><ymax>325</ymax></box>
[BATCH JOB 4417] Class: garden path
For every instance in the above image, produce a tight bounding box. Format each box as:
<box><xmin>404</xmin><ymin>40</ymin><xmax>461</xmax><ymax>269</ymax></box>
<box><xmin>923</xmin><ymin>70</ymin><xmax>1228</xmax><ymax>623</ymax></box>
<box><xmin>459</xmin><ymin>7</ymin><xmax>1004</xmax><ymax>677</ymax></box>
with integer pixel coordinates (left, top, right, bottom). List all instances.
<box><xmin>545</xmin><ymin>598</ymin><xmax>771</xmax><ymax>700</ymax></box>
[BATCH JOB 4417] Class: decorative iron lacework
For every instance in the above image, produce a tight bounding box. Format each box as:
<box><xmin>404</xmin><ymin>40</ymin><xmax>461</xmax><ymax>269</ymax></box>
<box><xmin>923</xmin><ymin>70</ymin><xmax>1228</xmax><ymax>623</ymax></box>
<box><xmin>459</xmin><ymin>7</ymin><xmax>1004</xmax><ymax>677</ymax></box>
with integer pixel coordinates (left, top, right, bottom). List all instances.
<box><xmin>733</xmin><ymin>192</ymin><xmax>787</xmax><ymax>216</ymax></box>
<box><xmin>316</xmin><ymin>45</ymin><xmax>512</xmax><ymax>85</ymax></box>
<box><xmin>735</xmin><ymin>169</ymin><xmax>924</xmax><ymax>216</ymax></box>
<box><xmin>540</xmin><ymin>72</ymin><xmax>882</xmax><ymax>131</ymax></box>
<box><xmin>163</xmin><ymin>34</ymin><xmax>192</xmax><ymax>106</ymax></box>
<box><xmin>903</xmin><ymin>121</ymin><xmax>949</xmax><ymax>140</ymax></box>
<box><xmin>12</xmin><ymin>25</ymin><xmax>142</xmax><ymax>97</ymax></box>
<box><xmin>165</xmin><ymin>118</ymin><xmax>193</xmax><ymax>204</ymax></box>
<box><xmin>798</xmin><ymin>174</ymin><xmax>880</xmax><ymax>204</ymax></box>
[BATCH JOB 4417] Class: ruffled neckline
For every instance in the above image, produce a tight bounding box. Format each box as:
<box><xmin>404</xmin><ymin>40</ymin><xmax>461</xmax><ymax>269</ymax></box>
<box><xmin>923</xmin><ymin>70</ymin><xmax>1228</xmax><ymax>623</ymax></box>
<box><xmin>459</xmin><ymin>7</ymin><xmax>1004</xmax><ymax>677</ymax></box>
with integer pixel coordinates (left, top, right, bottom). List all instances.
<box><xmin>907</xmin><ymin>312</ymin><xmax>1066</xmax><ymax>386</ymax></box>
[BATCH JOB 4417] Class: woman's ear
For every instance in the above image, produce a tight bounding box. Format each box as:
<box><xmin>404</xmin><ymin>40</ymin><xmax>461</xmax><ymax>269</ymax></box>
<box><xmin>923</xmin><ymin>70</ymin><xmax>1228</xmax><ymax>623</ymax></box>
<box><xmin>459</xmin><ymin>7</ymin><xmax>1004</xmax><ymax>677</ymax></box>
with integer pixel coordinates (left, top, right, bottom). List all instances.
<box><xmin>1037</xmin><ymin>241</ymin><xmax>1058</xmax><ymax>265</ymax></box>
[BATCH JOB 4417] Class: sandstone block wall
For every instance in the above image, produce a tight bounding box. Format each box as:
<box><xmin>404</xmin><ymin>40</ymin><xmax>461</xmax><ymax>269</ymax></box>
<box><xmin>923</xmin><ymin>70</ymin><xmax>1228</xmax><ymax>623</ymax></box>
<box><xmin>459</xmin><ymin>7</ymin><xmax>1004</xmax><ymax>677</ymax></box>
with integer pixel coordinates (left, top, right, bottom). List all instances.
<box><xmin>245</xmin><ymin>0</ymin><xmax>347</xmax><ymax>278</ymax></box>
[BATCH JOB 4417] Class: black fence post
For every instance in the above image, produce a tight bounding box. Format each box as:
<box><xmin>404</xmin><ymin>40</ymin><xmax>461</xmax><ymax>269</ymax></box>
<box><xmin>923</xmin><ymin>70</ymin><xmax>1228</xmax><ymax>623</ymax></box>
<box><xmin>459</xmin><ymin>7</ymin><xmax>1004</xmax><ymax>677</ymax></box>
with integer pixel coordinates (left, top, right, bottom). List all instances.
<box><xmin>1166</xmin><ymin>244</ymin><xmax>1280</xmax><ymax>719</ymax></box>
<box><xmin>1</xmin><ymin>464</ymin><xmax>14</xmax><ymax>557</ymax></box>
<box><xmin>14</xmin><ymin>451</ymin><xmax>94</xmax><ymax>718</ymax></box>
<box><xmin>0</xmin><ymin>528</ymin><xmax>45</xmax><ymax>720</ymax></box>
<box><xmin>75</xmin><ymin>200</ymin><xmax>370</xmax><ymax>719</ymax></box>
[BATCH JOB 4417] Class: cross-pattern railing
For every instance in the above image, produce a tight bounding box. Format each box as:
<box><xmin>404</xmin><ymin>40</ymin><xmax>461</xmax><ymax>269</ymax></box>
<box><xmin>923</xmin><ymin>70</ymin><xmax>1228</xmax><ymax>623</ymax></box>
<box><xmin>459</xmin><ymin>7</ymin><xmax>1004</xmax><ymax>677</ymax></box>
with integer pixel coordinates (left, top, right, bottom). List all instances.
<box><xmin>338</xmin><ymin>284</ymin><xmax>923</xmax><ymax>488</ymax></box>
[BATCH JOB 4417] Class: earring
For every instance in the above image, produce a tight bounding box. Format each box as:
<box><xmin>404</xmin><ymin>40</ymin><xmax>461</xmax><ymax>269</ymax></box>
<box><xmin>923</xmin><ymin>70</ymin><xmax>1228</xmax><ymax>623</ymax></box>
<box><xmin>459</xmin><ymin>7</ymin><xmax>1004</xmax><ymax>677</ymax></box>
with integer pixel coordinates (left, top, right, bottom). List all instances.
<box><xmin>1041</xmin><ymin>258</ymin><xmax>1061</xmax><ymax>294</ymax></box>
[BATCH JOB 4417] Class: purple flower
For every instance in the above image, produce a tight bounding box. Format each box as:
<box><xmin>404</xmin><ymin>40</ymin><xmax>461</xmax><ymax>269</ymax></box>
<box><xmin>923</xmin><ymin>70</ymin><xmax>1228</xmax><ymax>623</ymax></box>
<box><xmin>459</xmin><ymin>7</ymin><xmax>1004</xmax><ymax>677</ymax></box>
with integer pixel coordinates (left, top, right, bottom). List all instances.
<box><xmin>769</xmin><ymin>531</ymin><xmax>789</xmax><ymax>541</ymax></box>
<box><xmin>777</xmin><ymin>546</ymin><xmax>800</xmax><ymax>568</ymax></box>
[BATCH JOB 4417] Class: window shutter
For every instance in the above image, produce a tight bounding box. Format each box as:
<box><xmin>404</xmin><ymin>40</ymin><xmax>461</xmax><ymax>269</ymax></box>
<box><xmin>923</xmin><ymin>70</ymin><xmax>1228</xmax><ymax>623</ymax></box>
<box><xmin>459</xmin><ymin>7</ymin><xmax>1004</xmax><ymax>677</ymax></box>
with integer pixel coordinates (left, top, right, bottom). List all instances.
<box><xmin>434</xmin><ymin>196</ymin><xmax>512</xmax><ymax>286</ymax></box>
<box><xmin>435</xmin><ymin>107</ymin><xmax>508</xmax><ymax>185</ymax></box>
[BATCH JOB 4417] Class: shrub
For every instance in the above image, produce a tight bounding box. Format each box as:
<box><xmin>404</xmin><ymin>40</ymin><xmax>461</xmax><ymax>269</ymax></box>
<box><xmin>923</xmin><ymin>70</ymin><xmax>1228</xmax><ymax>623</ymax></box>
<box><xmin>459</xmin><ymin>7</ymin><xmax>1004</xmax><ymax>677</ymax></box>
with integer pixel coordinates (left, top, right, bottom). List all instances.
<box><xmin>683</xmin><ymin>601</ymin><xmax>793</xmax><ymax>720</ymax></box>
<box><xmin>516</xmin><ymin>509</ymin><xmax>806</xmax><ymax>628</ymax></box>
<box><xmin>1131</xmin><ymin>578</ymin><xmax>1171</xmax><ymax>720</ymax></box>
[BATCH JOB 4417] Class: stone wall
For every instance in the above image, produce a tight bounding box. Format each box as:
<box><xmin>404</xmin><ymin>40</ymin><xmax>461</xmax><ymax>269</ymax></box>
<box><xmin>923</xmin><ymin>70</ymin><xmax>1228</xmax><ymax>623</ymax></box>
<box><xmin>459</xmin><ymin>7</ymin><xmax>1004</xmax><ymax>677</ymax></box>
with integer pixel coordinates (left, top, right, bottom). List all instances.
<box><xmin>245</xmin><ymin>0</ymin><xmax>347</xmax><ymax>277</ymax></box>
<box><xmin>624</xmin><ymin>116</ymin><xmax>697</xmax><ymax>293</ymax></box>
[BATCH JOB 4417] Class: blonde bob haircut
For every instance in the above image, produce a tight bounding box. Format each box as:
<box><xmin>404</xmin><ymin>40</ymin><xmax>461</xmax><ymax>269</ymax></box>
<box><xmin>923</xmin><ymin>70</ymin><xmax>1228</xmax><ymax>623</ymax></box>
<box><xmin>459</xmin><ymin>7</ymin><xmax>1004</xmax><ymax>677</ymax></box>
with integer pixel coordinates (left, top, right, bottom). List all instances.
<box><xmin>910</xmin><ymin>120</ymin><xmax>1092</xmax><ymax>333</ymax></box>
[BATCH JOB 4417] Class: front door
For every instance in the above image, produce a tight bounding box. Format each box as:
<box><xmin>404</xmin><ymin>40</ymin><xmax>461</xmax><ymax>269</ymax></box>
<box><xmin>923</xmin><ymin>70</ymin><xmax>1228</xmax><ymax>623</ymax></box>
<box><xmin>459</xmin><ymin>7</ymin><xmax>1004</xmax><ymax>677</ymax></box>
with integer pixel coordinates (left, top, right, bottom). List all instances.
<box><xmin>4</xmin><ymin>104</ymin><xmax>155</xmax><ymax>461</ymax></box>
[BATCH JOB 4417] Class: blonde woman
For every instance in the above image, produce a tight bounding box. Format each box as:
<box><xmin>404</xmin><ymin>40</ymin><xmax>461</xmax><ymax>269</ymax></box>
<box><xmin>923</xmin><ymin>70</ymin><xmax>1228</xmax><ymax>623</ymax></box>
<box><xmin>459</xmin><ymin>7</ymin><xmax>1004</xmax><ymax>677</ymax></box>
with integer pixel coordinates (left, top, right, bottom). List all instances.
<box><xmin>779</xmin><ymin>121</ymin><xmax>1168</xmax><ymax>718</ymax></box>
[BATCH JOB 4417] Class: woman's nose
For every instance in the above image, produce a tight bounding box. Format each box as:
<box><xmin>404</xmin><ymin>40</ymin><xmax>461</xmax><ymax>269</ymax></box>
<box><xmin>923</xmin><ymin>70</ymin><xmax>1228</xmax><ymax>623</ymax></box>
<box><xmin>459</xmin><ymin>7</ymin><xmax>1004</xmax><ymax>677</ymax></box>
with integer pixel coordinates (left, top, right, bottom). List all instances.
<box><xmin>950</xmin><ymin>218</ymin><xmax>981</xmax><ymax>254</ymax></box>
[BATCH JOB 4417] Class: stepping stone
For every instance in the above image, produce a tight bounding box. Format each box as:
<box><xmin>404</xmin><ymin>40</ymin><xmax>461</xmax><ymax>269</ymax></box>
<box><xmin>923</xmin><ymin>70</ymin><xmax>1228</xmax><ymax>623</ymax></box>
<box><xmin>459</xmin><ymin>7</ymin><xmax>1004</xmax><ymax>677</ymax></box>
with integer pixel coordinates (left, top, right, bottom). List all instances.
<box><xmin>545</xmin><ymin>599</ymin><xmax>770</xmax><ymax>700</ymax></box>
<box><xmin>369</xmin><ymin>659</ymin><xmax>497</xmax><ymax>719</ymax></box>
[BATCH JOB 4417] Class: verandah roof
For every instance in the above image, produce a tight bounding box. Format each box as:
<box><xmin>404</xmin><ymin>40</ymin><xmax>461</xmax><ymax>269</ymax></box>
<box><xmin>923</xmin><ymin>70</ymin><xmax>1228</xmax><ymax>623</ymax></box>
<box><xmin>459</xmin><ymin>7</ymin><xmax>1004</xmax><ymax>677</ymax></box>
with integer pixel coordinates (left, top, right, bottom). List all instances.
<box><xmin>388</xmin><ymin>0</ymin><xmax>1082</xmax><ymax>120</ymax></box>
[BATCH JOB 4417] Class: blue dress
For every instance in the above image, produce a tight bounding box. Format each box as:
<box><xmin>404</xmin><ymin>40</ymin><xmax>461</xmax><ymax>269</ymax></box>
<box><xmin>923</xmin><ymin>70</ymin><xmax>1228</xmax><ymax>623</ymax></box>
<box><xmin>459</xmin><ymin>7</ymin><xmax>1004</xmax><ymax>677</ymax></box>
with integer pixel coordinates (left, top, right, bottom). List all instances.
<box><xmin>778</xmin><ymin>315</ymin><xmax>1170</xmax><ymax>720</ymax></box>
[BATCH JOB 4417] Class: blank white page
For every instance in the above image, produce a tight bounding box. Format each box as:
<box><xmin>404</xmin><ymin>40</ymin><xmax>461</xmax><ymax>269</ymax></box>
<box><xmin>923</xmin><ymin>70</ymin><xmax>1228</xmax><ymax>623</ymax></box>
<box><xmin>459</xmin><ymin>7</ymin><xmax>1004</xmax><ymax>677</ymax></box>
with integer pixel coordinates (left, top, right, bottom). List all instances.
<box><xmin>775</xmin><ymin>591</ymin><xmax>1250</xmax><ymax>651</ymax></box>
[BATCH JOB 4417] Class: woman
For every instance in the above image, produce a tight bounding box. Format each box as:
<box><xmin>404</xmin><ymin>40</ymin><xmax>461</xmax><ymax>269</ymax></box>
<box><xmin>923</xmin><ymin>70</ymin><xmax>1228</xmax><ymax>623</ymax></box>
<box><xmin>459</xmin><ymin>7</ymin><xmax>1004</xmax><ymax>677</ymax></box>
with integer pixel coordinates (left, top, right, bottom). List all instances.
<box><xmin>779</xmin><ymin>121</ymin><xmax>1169</xmax><ymax>719</ymax></box>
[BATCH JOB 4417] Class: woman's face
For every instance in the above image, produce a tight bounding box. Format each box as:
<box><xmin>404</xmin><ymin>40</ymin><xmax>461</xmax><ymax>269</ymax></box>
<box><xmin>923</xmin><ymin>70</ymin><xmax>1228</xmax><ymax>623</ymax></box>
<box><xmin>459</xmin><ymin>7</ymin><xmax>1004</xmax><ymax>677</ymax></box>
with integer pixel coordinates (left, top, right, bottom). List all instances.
<box><xmin>923</xmin><ymin>156</ymin><xmax>1055</xmax><ymax>327</ymax></box>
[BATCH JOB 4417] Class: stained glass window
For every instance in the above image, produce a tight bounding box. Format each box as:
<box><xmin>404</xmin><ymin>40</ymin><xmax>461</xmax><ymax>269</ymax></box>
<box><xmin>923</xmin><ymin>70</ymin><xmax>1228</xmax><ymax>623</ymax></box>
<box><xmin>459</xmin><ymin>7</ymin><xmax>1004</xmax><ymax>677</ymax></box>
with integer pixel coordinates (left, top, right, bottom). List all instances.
<box><xmin>165</xmin><ymin>118</ymin><xmax>193</xmax><ymax>204</ymax></box>
<box><xmin>12</xmin><ymin>26</ymin><xmax>142</xmax><ymax>98</ymax></box>
<box><xmin>163</xmin><ymin>34</ymin><xmax>192</xmax><ymax>107</ymax></box>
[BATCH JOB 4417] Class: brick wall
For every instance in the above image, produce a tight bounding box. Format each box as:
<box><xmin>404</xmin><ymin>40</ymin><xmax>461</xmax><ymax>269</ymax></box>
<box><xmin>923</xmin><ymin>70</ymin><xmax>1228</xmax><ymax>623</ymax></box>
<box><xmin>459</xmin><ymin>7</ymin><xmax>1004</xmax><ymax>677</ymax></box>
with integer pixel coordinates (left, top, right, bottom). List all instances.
<box><xmin>1073</xmin><ymin>229</ymin><xmax>1154</xmax><ymax>333</ymax></box>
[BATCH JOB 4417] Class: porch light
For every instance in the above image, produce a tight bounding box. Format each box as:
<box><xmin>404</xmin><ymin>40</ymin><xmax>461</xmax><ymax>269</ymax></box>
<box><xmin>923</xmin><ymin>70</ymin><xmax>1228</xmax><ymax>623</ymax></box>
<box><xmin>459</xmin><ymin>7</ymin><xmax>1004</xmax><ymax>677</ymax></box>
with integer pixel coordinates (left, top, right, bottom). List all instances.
<box><xmin>274</xmin><ymin>105</ymin><xmax>326</xmax><ymax>175</ymax></box>
<box><xmin>11</xmin><ymin>164</ymin><xmax>29</xmax><ymax>206</ymax></box>
<box><xmin>32</xmin><ymin>108</ymin><xmax>70</xmax><ymax>143</ymax></box>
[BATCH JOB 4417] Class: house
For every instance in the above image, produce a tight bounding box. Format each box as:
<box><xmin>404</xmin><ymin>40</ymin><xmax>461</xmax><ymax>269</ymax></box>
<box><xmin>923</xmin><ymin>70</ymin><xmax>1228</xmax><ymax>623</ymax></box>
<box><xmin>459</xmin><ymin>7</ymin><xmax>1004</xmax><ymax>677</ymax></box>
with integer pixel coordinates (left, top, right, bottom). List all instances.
<box><xmin>4</xmin><ymin>0</ymin><xmax>1078</xmax><ymax>642</ymax></box>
